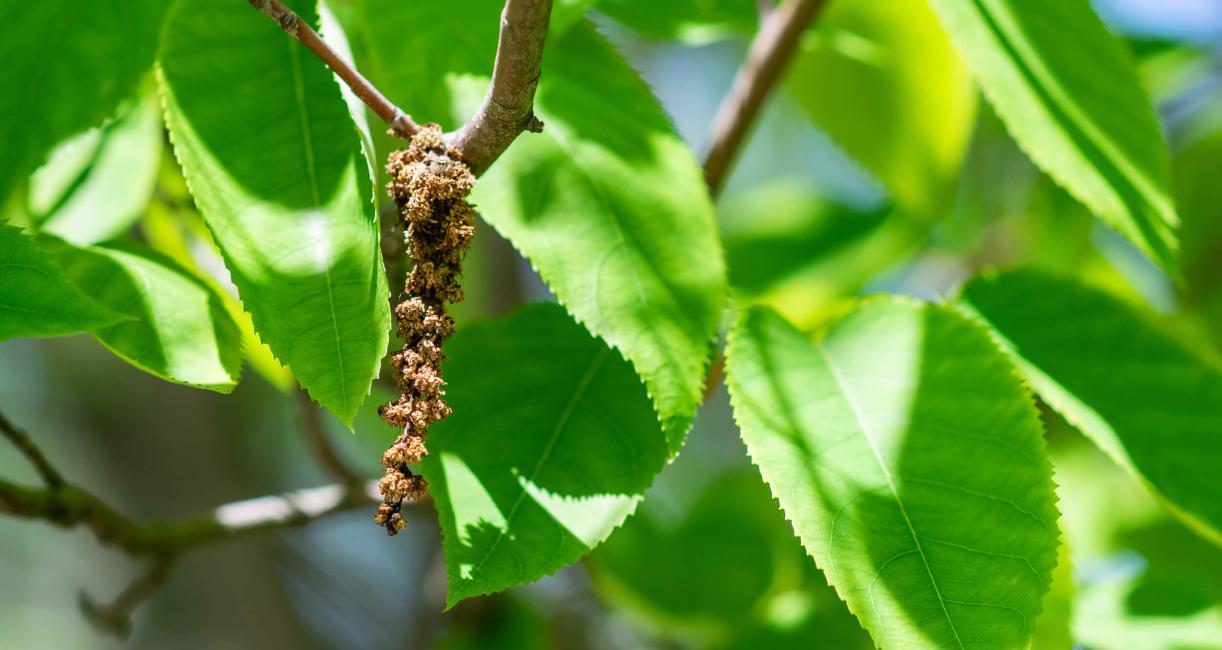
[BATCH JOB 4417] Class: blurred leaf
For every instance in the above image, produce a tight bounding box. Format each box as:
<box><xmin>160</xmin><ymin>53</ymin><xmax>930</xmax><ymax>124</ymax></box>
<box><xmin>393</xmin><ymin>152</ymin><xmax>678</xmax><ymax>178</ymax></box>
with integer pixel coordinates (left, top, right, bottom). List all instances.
<box><xmin>475</xmin><ymin>23</ymin><xmax>727</xmax><ymax>449</ymax></box>
<box><xmin>33</xmin><ymin>91</ymin><xmax>162</xmax><ymax>246</ymax></box>
<box><xmin>1027</xmin><ymin>541</ymin><xmax>1074</xmax><ymax>650</ymax></box>
<box><xmin>0</xmin><ymin>222</ymin><xmax>124</xmax><ymax>341</ymax></box>
<box><xmin>160</xmin><ymin>0</ymin><xmax>389</xmax><ymax>423</ymax></box>
<box><xmin>434</xmin><ymin>595</ymin><xmax>550</xmax><ymax>650</ymax></box>
<box><xmin>960</xmin><ymin>270</ymin><xmax>1222</xmax><ymax>545</ymax></box>
<box><xmin>726</xmin><ymin>301</ymin><xmax>1060</xmax><ymax>649</ymax></box>
<box><xmin>926</xmin><ymin>0</ymin><xmax>1180</xmax><ymax>272</ymax></box>
<box><xmin>1176</xmin><ymin>131</ymin><xmax>1222</xmax><ymax>309</ymax></box>
<box><xmin>719</xmin><ymin>182</ymin><xmax>923</xmax><ymax>328</ymax></box>
<box><xmin>595</xmin><ymin>0</ymin><xmax>756</xmax><ymax>43</ymax></box>
<box><xmin>357</xmin><ymin>1</ymin><xmax>725</xmax><ymax>447</ymax></box>
<box><xmin>423</xmin><ymin>304</ymin><xmax>669</xmax><ymax>607</ymax></box>
<box><xmin>40</xmin><ymin>237</ymin><xmax>242</xmax><ymax>392</ymax></box>
<box><xmin>0</xmin><ymin>0</ymin><xmax>166</xmax><ymax>203</ymax></box>
<box><xmin>591</xmin><ymin>471</ymin><xmax>804</xmax><ymax>637</ymax></box>
<box><xmin>787</xmin><ymin>0</ymin><xmax>976</xmax><ymax>217</ymax></box>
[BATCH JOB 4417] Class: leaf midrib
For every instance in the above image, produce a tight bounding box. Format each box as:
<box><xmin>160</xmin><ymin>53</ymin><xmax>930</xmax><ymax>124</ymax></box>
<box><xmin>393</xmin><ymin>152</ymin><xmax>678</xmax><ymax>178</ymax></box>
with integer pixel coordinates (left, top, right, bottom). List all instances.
<box><xmin>816</xmin><ymin>339</ymin><xmax>965</xmax><ymax>650</ymax></box>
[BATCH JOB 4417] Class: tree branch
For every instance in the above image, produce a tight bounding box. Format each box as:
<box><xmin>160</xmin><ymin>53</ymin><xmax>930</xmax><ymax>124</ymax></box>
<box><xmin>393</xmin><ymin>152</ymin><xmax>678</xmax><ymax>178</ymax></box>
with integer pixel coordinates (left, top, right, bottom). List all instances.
<box><xmin>247</xmin><ymin>0</ymin><xmax>420</xmax><ymax>139</ymax></box>
<box><xmin>0</xmin><ymin>473</ymin><xmax>379</xmax><ymax>556</ymax></box>
<box><xmin>702</xmin><ymin>0</ymin><xmax>828</xmax><ymax>197</ymax></box>
<box><xmin>0</xmin><ymin>409</ymin><xmax>63</xmax><ymax>488</ymax></box>
<box><xmin>447</xmin><ymin>0</ymin><xmax>554</xmax><ymax>175</ymax></box>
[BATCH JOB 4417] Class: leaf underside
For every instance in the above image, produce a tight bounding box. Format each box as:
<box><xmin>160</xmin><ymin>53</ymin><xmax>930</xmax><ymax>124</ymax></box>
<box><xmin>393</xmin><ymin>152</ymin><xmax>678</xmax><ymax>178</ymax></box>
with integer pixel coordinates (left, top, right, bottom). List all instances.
<box><xmin>927</xmin><ymin>0</ymin><xmax>1179</xmax><ymax>272</ymax></box>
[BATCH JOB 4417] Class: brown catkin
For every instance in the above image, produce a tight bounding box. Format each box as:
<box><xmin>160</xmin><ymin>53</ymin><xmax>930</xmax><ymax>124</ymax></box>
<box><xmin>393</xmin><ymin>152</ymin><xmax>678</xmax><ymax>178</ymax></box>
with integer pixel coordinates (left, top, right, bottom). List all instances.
<box><xmin>375</xmin><ymin>125</ymin><xmax>475</xmax><ymax>536</ymax></box>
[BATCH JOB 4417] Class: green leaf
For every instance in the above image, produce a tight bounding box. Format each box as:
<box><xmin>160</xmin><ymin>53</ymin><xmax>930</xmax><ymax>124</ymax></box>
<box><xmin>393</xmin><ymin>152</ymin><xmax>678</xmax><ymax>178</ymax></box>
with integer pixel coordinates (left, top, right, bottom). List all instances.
<box><xmin>959</xmin><ymin>269</ymin><xmax>1222</xmax><ymax>544</ymax></box>
<box><xmin>159</xmin><ymin>0</ymin><xmax>389</xmax><ymax>422</ymax></box>
<box><xmin>0</xmin><ymin>223</ymin><xmax>124</xmax><ymax>340</ymax></box>
<box><xmin>423</xmin><ymin>303</ymin><xmax>669</xmax><ymax>607</ymax></box>
<box><xmin>787</xmin><ymin>0</ymin><xmax>976</xmax><ymax>217</ymax></box>
<box><xmin>34</xmin><ymin>92</ymin><xmax>163</xmax><ymax>246</ymax></box>
<box><xmin>39</xmin><ymin>237</ymin><xmax>242</xmax><ymax>392</ymax></box>
<box><xmin>725</xmin><ymin>300</ymin><xmax>1060</xmax><ymax>649</ymax></box>
<box><xmin>0</xmin><ymin>0</ymin><xmax>167</xmax><ymax>203</ymax></box>
<box><xmin>475</xmin><ymin>23</ymin><xmax>727</xmax><ymax>449</ymax></box>
<box><xmin>926</xmin><ymin>0</ymin><xmax>1179</xmax><ymax>272</ymax></box>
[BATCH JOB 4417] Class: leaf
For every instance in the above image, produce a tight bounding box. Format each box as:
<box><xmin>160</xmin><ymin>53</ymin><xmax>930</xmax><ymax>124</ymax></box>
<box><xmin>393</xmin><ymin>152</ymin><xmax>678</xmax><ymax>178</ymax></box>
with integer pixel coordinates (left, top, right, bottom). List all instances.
<box><xmin>959</xmin><ymin>269</ymin><xmax>1222</xmax><ymax>544</ymax></box>
<box><xmin>39</xmin><ymin>237</ymin><xmax>242</xmax><ymax>392</ymax></box>
<box><xmin>159</xmin><ymin>0</ymin><xmax>389</xmax><ymax>423</ymax></box>
<box><xmin>926</xmin><ymin>0</ymin><xmax>1179</xmax><ymax>272</ymax></box>
<box><xmin>34</xmin><ymin>92</ymin><xmax>163</xmax><ymax>246</ymax></box>
<box><xmin>786</xmin><ymin>0</ymin><xmax>976</xmax><ymax>217</ymax></box>
<box><xmin>0</xmin><ymin>223</ymin><xmax>124</xmax><ymax>340</ymax></box>
<box><xmin>422</xmin><ymin>303</ymin><xmax>669</xmax><ymax>607</ymax></box>
<box><xmin>0</xmin><ymin>0</ymin><xmax>167</xmax><ymax>203</ymax></box>
<box><xmin>474</xmin><ymin>23</ymin><xmax>727</xmax><ymax>449</ymax></box>
<box><xmin>725</xmin><ymin>300</ymin><xmax>1060</xmax><ymax>649</ymax></box>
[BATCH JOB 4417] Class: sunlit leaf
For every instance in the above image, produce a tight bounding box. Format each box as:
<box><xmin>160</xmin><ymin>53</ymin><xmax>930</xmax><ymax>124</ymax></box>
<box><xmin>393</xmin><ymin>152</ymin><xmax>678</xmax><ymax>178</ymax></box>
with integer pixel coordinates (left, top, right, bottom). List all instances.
<box><xmin>927</xmin><ymin>0</ymin><xmax>1179</xmax><ymax>271</ymax></box>
<box><xmin>423</xmin><ymin>303</ymin><xmax>668</xmax><ymax>607</ymax></box>
<box><xmin>960</xmin><ymin>269</ymin><xmax>1222</xmax><ymax>544</ymax></box>
<box><xmin>0</xmin><ymin>223</ymin><xmax>124</xmax><ymax>341</ymax></box>
<box><xmin>726</xmin><ymin>300</ymin><xmax>1060</xmax><ymax>649</ymax></box>
<box><xmin>40</xmin><ymin>237</ymin><xmax>242</xmax><ymax>392</ymax></box>
<box><xmin>33</xmin><ymin>92</ymin><xmax>163</xmax><ymax>246</ymax></box>
<box><xmin>160</xmin><ymin>0</ymin><xmax>389</xmax><ymax>423</ymax></box>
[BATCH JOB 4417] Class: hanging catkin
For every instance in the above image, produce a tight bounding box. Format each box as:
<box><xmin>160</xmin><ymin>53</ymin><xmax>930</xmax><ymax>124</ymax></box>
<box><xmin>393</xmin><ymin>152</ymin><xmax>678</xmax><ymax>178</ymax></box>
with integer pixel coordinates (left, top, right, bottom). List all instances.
<box><xmin>375</xmin><ymin>125</ymin><xmax>475</xmax><ymax>535</ymax></box>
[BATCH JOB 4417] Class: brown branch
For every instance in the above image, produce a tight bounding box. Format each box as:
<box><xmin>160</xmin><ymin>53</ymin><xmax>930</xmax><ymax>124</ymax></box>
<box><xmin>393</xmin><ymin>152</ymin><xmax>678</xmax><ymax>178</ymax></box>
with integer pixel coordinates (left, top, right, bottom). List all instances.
<box><xmin>0</xmin><ymin>410</ymin><xmax>63</xmax><ymax>487</ymax></box>
<box><xmin>447</xmin><ymin>0</ymin><xmax>554</xmax><ymax>175</ymax></box>
<box><xmin>702</xmin><ymin>0</ymin><xmax>828</xmax><ymax>197</ymax></box>
<box><xmin>247</xmin><ymin>0</ymin><xmax>420</xmax><ymax>139</ymax></box>
<box><xmin>79</xmin><ymin>555</ymin><xmax>176</xmax><ymax>639</ymax></box>
<box><xmin>296</xmin><ymin>390</ymin><xmax>365</xmax><ymax>487</ymax></box>
<box><xmin>0</xmin><ymin>473</ymin><xmax>379</xmax><ymax>556</ymax></box>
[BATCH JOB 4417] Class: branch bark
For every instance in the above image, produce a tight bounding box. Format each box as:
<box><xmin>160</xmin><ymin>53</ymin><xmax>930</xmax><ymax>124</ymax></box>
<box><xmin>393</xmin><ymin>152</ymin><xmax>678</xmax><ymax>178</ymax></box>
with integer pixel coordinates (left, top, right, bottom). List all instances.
<box><xmin>248</xmin><ymin>0</ymin><xmax>420</xmax><ymax>139</ymax></box>
<box><xmin>702</xmin><ymin>0</ymin><xmax>828</xmax><ymax>197</ymax></box>
<box><xmin>446</xmin><ymin>0</ymin><xmax>554</xmax><ymax>175</ymax></box>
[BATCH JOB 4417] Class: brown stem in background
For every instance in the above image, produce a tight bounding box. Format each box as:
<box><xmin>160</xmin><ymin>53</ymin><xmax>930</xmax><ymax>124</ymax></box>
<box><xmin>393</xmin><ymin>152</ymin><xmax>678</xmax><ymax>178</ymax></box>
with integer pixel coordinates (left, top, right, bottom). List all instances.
<box><xmin>0</xmin><ymin>409</ymin><xmax>64</xmax><ymax>488</ymax></box>
<box><xmin>701</xmin><ymin>0</ymin><xmax>830</xmax><ymax>399</ymax></box>
<box><xmin>247</xmin><ymin>0</ymin><xmax>420</xmax><ymax>139</ymax></box>
<box><xmin>702</xmin><ymin>0</ymin><xmax>828</xmax><ymax>197</ymax></box>
<box><xmin>446</xmin><ymin>0</ymin><xmax>554</xmax><ymax>175</ymax></box>
<box><xmin>296</xmin><ymin>390</ymin><xmax>365</xmax><ymax>488</ymax></box>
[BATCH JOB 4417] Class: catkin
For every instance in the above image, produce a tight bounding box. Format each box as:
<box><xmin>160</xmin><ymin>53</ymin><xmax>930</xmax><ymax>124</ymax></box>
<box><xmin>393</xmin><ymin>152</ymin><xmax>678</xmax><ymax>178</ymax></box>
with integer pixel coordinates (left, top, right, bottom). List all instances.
<box><xmin>375</xmin><ymin>125</ymin><xmax>475</xmax><ymax>535</ymax></box>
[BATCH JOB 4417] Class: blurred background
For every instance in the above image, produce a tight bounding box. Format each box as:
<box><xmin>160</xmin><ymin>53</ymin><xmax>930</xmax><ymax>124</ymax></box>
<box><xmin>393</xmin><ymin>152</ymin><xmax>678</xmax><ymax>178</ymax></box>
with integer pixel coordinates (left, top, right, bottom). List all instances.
<box><xmin>2</xmin><ymin>0</ymin><xmax>1222</xmax><ymax>647</ymax></box>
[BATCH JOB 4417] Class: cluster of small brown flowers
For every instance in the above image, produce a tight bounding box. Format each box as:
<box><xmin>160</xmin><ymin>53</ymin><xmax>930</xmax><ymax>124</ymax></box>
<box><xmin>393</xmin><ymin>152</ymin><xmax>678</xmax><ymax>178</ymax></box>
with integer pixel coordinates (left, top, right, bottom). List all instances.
<box><xmin>375</xmin><ymin>125</ymin><xmax>475</xmax><ymax>535</ymax></box>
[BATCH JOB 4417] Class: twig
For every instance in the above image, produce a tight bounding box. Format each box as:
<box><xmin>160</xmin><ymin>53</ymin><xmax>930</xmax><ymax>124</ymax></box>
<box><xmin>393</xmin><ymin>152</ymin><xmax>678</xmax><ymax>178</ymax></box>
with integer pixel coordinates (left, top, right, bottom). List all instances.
<box><xmin>296</xmin><ymin>390</ymin><xmax>365</xmax><ymax>487</ymax></box>
<box><xmin>247</xmin><ymin>0</ymin><xmax>420</xmax><ymax>139</ymax></box>
<box><xmin>447</xmin><ymin>0</ymin><xmax>554</xmax><ymax>175</ymax></box>
<box><xmin>0</xmin><ymin>409</ymin><xmax>63</xmax><ymax>488</ymax></box>
<box><xmin>702</xmin><ymin>0</ymin><xmax>828</xmax><ymax>197</ymax></box>
<box><xmin>0</xmin><ymin>473</ymin><xmax>379</xmax><ymax>556</ymax></box>
<box><xmin>79</xmin><ymin>554</ymin><xmax>176</xmax><ymax>639</ymax></box>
